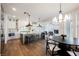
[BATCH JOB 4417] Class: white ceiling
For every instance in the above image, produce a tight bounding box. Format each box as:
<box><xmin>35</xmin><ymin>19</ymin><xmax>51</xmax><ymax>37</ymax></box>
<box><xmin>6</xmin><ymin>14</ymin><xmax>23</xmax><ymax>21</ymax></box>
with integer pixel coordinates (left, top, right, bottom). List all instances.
<box><xmin>2</xmin><ymin>3</ymin><xmax>79</xmax><ymax>22</ymax></box>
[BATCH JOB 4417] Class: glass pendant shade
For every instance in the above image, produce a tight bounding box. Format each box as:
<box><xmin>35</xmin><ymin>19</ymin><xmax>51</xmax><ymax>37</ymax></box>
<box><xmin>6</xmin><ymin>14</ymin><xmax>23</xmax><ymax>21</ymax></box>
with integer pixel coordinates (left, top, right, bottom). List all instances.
<box><xmin>37</xmin><ymin>24</ymin><xmax>42</xmax><ymax>27</ymax></box>
<box><xmin>58</xmin><ymin>3</ymin><xmax>63</xmax><ymax>22</ymax></box>
<box><xmin>59</xmin><ymin>13</ymin><xmax>63</xmax><ymax>20</ymax></box>
<box><xmin>37</xmin><ymin>18</ymin><xmax>42</xmax><ymax>27</ymax></box>
<box><xmin>59</xmin><ymin>13</ymin><xmax>63</xmax><ymax>22</ymax></box>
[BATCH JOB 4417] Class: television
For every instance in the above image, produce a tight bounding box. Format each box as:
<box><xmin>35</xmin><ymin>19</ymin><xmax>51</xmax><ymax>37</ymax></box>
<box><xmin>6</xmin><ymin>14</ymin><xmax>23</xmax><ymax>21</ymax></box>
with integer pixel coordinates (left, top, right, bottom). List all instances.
<box><xmin>54</xmin><ymin>30</ymin><xmax>59</xmax><ymax>34</ymax></box>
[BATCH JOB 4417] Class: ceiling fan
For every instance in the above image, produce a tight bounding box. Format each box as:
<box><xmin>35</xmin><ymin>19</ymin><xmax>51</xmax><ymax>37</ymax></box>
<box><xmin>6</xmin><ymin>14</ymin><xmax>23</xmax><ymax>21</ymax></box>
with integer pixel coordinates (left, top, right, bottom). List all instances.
<box><xmin>24</xmin><ymin>11</ymin><xmax>32</xmax><ymax>27</ymax></box>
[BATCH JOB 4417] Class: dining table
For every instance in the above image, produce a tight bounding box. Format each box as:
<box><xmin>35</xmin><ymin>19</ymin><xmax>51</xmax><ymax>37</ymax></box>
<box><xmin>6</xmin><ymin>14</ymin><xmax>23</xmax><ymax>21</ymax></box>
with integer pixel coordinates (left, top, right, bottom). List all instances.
<box><xmin>49</xmin><ymin>36</ymin><xmax>79</xmax><ymax>56</ymax></box>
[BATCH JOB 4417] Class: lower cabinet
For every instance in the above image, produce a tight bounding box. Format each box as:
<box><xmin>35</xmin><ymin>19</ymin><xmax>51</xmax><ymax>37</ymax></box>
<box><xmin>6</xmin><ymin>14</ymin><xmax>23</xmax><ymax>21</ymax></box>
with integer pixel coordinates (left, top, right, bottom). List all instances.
<box><xmin>20</xmin><ymin>34</ymin><xmax>41</xmax><ymax>44</ymax></box>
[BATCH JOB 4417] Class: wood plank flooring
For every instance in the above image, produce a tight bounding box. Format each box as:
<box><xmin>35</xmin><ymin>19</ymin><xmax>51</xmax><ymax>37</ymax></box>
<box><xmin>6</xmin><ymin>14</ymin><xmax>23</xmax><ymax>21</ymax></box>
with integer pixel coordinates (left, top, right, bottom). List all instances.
<box><xmin>2</xmin><ymin>39</ymin><xmax>46</xmax><ymax>56</ymax></box>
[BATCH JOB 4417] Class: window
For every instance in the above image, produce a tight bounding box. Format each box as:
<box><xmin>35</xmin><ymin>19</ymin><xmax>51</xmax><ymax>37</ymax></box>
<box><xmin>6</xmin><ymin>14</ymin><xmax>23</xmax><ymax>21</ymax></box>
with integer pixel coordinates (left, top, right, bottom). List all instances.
<box><xmin>77</xmin><ymin>13</ymin><xmax>79</xmax><ymax>38</ymax></box>
<box><xmin>64</xmin><ymin>14</ymin><xmax>73</xmax><ymax>39</ymax></box>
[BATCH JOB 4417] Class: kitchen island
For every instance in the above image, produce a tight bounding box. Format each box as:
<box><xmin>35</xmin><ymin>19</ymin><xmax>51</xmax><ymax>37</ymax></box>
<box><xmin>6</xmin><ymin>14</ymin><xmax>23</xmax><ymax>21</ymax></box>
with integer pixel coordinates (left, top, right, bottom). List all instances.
<box><xmin>20</xmin><ymin>33</ymin><xmax>41</xmax><ymax>44</ymax></box>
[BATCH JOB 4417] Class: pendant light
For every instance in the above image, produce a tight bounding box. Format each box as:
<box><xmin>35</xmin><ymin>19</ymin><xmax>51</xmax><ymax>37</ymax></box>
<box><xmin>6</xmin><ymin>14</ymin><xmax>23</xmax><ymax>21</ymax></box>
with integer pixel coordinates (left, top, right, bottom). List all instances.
<box><xmin>37</xmin><ymin>18</ymin><xmax>42</xmax><ymax>27</ymax></box>
<box><xmin>59</xmin><ymin>3</ymin><xmax>63</xmax><ymax>22</ymax></box>
<box><xmin>24</xmin><ymin>11</ymin><xmax>32</xmax><ymax>27</ymax></box>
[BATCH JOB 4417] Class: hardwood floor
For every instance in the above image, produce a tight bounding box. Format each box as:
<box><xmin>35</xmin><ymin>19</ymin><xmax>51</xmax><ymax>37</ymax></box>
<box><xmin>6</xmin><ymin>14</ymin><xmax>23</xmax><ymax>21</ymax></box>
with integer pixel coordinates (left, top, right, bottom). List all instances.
<box><xmin>2</xmin><ymin>39</ymin><xmax>46</xmax><ymax>56</ymax></box>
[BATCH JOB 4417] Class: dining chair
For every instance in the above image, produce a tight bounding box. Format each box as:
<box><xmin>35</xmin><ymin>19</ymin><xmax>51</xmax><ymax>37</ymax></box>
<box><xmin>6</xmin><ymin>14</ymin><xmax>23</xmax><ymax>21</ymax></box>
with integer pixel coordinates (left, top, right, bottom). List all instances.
<box><xmin>67</xmin><ymin>51</ymin><xmax>79</xmax><ymax>56</ymax></box>
<box><xmin>67</xmin><ymin>44</ymin><xmax>79</xmax><ymax>56</ymax></box>
<box><xmin>57</xmin><ymin>43</ymin><xmax>71</xmax><ymax>56</ymax></box>
<box><xmin>46</xmin><ymin>35</ymin><xmax>60</xmax><ymax>56</ymax></box>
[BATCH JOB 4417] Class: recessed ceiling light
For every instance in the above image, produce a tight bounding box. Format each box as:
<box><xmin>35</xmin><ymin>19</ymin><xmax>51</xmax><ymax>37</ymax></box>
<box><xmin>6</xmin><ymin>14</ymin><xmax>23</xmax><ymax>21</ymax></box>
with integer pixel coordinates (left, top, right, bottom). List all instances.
<box><xmin>12</xmin><ymin>8</ymin><xmax>16</xmax><ymax>11</ymax></box>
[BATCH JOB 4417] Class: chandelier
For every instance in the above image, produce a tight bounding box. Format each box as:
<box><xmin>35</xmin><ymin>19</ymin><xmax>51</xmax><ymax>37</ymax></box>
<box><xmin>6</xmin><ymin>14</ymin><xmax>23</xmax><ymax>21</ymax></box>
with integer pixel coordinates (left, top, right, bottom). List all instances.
<box><xmin>24</xmin><ymin>11</ymin><xmax>32</xmax><ymax>27</ymax></box>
